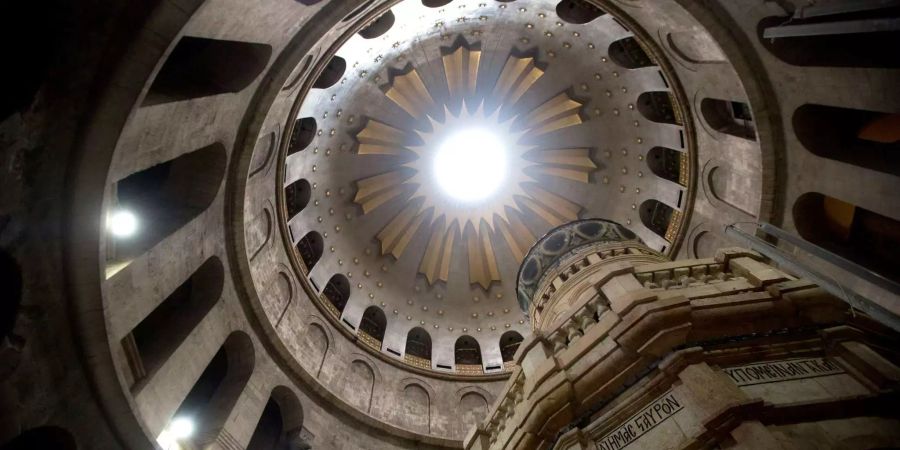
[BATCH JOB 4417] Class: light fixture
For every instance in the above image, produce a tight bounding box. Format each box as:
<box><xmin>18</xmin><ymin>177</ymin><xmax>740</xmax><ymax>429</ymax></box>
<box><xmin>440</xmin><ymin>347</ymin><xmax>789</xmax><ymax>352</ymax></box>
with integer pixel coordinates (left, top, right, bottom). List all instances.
<box><xmin>433</xmin><ymin>127</ymin><xmax>508</xmax><ymax>202</ymax></box>
<box><xmin>156</xmin><ymin>417</ymin><xmax>194</xmax><ymax>450</ymax></box>
<box><xmin>107</xmin><ymin>209</ymin><xmax>138</xmax><ymax>238</ymax></box>
<box><xmin>169</xmin><ymin>417</ymin><xmax>195</xmax><ymax>439</ymax></box>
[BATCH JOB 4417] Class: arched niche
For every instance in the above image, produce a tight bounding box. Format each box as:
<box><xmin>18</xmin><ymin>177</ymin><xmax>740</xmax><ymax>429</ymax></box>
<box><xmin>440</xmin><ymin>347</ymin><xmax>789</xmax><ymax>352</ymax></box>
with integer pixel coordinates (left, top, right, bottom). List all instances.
<box><xmin>793</xmin><ymin>193</ymin><xmax>900</xmax><ymax>281</ymax></box>
<box><xmin>794</xmin><ymin>104</ymin><xmax>900</xmax><ymax>177</ymax></box>
<box><xmin>401</xmin><ymin>383</ymin><xmax>430</xmax><ymax>433</ymax></box>
<box><xmin>0</xmin><ymin>250</ymin><xmax>22</xmax><ymax>339</ymax></box>
<box><xmin>640</xmin><ymin>199</ymin><xmax>675</xmax><ymax>240</ymax></box>
<box><xmin>288</xmin><ymin>117</ymin><xmax>317</xmax><ymax>156</ymax></box>
<box><xmin>123</xmin><ymin>256</ymin><xmax>224</xmax><ymax>388</ymax></box>
<box><xmin>166</xmin><ymin>331</ymin><xmax>255</xmax><ymax>448</ymax></box>
<box><xmin>107</xmin><ymin>143</ymin><xmax>227</xmax><ymax>277</ymax></box>
<box><xmin>499</xmin><ymin>331</ymin><xmax>523</xmax><ymax>362</ymax></box>
<box><xmin>637</xmin><ymin>91</ymin><xmax>679</xmax><ymax>125</ymax></box>
<box><xmin>247</xmin><ymin>387</ymin><xmax>305</xmax><ymax>450</ymax></box>
<box><xmin>454</xmin><ymin>335</ymin><xmax>482</xmax><ymax>366</ymax></box>
<box><xmin>285</xmin><ymin>179</ymin><xmax>311</xmax><ymax>220</ymax></box>
<box><xmin>405</xmin><ymin>327</ymin><xmax>432</xmax><ymax>360</ymax></box>
<box><xmin>343</xmin><ymin>359</ymin><xmax>375</xmax><ymax>412</ymax></box>
<box><xmin>359</xmin><ymin>306</ymin><xmax>387</xmax><ymax>343</ymax></box>
<box><xmin>323</xmin><ymin>274</ymin><xmax>350</xmax><ymax>314</ymax></box>
<box><xmin>313</xmin><ymin>56</ymin><xmax>346</xmax><ymax>89</ymax></box>
<box><xmin>608</xmin><ymin>36</ymin><xmax>654</xmax><ymax>69</ymax></box>
<box><xmin>143</xmin><ymin>36</ymin><xmax>272</xmax><ymax>106</ymax></box>
<box><xmin>556</xmin><ymin>0</ymin><xmax>605</xmax><ymax>25</ymax></box>
<box><xmin>758</xmin><ymin>16</ymin><xmax>900</xmax><ymax>69</ymax></box>
<box><xmin>1</xmin><ymin>426</ymin><xmax>77</xmax><ymax>450</ymax></box>
<box><xmin>647</xmin><ymin>146</ymin><xmax>684</xmax><ymax>184</ymax></box>
<box><xmin>458</xmin><ymin>391</ymin><xmax>489</xmax><ymax>434</ymax></box>
<box><xmin>701</xmin><ymin>98</ymin><xmax>755</xmax><ymax>140</ymax></box>
<box><xmin>359</xmin><ymin>10</ymin><xmax>395</xmax><ymax>39</ymax></box>
<box><xmin>295</xmin><ymin>231</ymin><xmax>324</xmax><ymax>272</ymax></box>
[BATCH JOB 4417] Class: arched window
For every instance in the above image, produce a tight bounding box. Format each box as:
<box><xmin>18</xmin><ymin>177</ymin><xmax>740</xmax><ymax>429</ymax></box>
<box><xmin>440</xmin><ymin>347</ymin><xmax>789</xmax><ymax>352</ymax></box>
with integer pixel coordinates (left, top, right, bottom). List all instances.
<box><xmin>405</xmin><ymin>327</ymin><xmax>432</xmax><ymax>360</ymax></box>
<box><xmin>422</xmin><ymin>0</ymin><xmax>452</xmax><ymax>6</ymax></box>
<box><xmin>499</xmin><ymin>331</ymin><xmax>524</xmax><ymax>362</ymax></box>
<box><xmin>0</xmin><ymin>251</ymin><xmax>22</xmax><ymax>339</ymax></box>
<box><xmin>248</xmin><ymin>386</ymin><xmax>306</xmax><ymax>450</ymax></box>
<box><xmin>556</xmin><ymin>0</ymin><xmax>605</xmax><ymax>25</ymax></box>
<box><xmin>107</xmin><ymin>143</ymin><xmax>227</xmax><ymax>277</ymax></box>
<box><xmin>359</xmin><ymin>11</ymin><xmax>395</xmax><ymax>39</ymax></box>
<box><xmin>124</xmin><ymin>257</ymin><xmax>224</xmax><ymax>387</ymax></box>
<box><xmin>359</xmin><ymin>306</ymin><xmax>387</xmax><ymax>342</ymax></box>
<box><xmin>640</xmin><ymin>199</ymin><xmax>675</xmax><ymax>240</ymax></box>
<box><xmin>794</xmin><ymin>105</ymin><xmax>900</xmax><ymax>177</ymax></box>
<box><xmin>284</xmin><ymin>179</ymin><xmax>311</xmax><ymax>219</ymax></box>
<box><xmin>295</xmin><ymin>231</ymin><xmax>324</xmax><ymax>271</ymax></box>
<box><xmin>793</xmin><ymin>193</ymin><xmax>900</xmax><ymax>281</ymax></box>
<box><xmin>165</xmin><ymin>332</ymin><xmax>254</xmax><ymax>448</ymax></box>
<box><xmin>1</xmin><ymin>427</ymin><xmax>77</xmax><ymax>450</ymax></box>
<box><xmin>454</xmin><ymin>335</ymin><xmax>482</xmax><ymax>366</ymax></box>
<box><xmin>758</xmin><ymin>16</ymin><xmax>900</xmax><ymax>69</ymax></box>
<box><xmin>313</xmin><ymin>56</ymin><xmax>346</xmax><ymax>89</ymax></box>
<box><xmin>288</xmin><ymin>117</ymin><xmax>316</xmax><ymax>156</ymax></box>
<box><xmin>609</xmin><ymin>37</ymin><xmax>653</xmax><ymax>69</ymax></box>
<box><xmin>637</xmin><ymin>91</ymin><xmax>679</xmax><ymax>125</ymax></box>
<box><xmin>322</xmin><ymin>274</ymin><xmax>350</xmax><ymax>314</ymax></box>
<box><xmin>701</xmin><ymin>98</ymin><xmax>755</xmax><ymax>140</ymax></box>
<box><xmin>647</xmin><ymin>146</ymin><xmax>684</xmax><ymax>184</ymax></box>
<box><xmin>143</xmin><ymin>36</ymin><xmax>272</xmax><ymax>106</ymax></box>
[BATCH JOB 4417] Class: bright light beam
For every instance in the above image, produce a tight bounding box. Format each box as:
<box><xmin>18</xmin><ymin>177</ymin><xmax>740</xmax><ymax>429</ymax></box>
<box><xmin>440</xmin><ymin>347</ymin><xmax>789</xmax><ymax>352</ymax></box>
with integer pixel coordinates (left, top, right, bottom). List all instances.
<box><xmin>433</xmin><ymin>128</ymin><xmax>508</xmax><ymax>202</ymax></box>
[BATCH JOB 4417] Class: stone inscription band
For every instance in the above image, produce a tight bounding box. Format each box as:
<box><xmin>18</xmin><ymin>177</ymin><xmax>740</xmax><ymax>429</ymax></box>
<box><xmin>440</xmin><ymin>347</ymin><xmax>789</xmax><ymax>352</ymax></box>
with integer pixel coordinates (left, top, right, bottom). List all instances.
<box><xmin>594</xmin><ymin>390</ymin><xmax>683</xmax><ymax>450</ymax></box>
<box><xmin>723</xmin><ymin>357</ymin><xmax>844</xmax><ymax>387</ymax></box>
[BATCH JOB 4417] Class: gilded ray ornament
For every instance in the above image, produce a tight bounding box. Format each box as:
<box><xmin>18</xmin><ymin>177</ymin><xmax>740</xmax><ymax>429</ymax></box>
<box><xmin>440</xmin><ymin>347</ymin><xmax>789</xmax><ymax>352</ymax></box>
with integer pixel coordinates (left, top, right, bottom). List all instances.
<box><xmin>353</xmin><ymin>44</ymin><xmax>597</xmax><ymax>290</ymax></box>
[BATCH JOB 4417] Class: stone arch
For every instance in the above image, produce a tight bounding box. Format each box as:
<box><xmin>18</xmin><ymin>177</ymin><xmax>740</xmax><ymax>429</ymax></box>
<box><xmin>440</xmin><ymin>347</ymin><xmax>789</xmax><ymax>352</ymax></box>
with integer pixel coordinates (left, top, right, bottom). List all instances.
<box><xmin>288</xmin><ymin>117</ymin><xmax>317</xmax><ymax>156</ymax></box>
<box><xmin>107</xmin><ymin>142</ymin><xmax>226</xmax><ymax>276</ymax></box>
<box><xmin>700</xmin><ymin>98</ymin><xmax>755</xmax><ymax>141</ymax></box>
<box><xmin>555</xmin><ymin>0</ymin><xmax>605</xmax><ymax>25</ymax></box>
<box><xmin>405</xmin><ymin>326</ymin><xmax>432</xmax><ymax>360</ymax></box>
<box><xmin>124</xmin><ymin>256</ymin><xmax>224</xmax><ymax>388</ymax></box>
<box><xmin>359</xmin><ymin>10</ymin><xmax>395</xmax><ymax>39</ymax></box>
<box><xmin>359</xmin><ymin>305</ymin><xmax>387</xmax><ymax>343</ymax></box>
<box><xmin>343</xmin><ymin>357</ymin><xmax>377</xmax><ymax>413</ymax></box>
<box><xmin>247</xmin><ymin>386</ymin><xmax>305</xmax><ymax>450</ymax></box>
<box><xmin>609</xmin><ymin>36</ymin><xmax>654</xmax><ymax>69</ymax></box>
<box><xmin>248</xmin><ymin>126</ymin><xmax>279</xmax><ymax>178</ymax></box>
<box><xmin>285</xmin><ymin>179</ymin><xmax>312</xmax><ymax>220</ymax></box>
<box><xmin>457</xmin><ymin>389</ymin><xmax>490</xmax><ymax>435</ymax></box>
<box><xmin>499</xmin><ymin>330</ymin><xmax>524</xmax><ymax>362</ymax></box>
<box><xmin>398</xmin><ymin>379</ymin><xmax>432</xmax><ymax>433</ymax></box>
<box><xmin>639</xmin><ymin>199</ymin><xmax>675</xmax><ymax>240</ymax></box>
<box><xmin>295</xmin><ymin>230</ymin><xmax>323</xmax><ymax>271</ymax></box>
<box><xmin>142</xmin><ymin>36</ymin><xmax>272</xmax><ymax>106</ymax></box>
<box><xmin>172</xmin><ymin>331</ymin><xmax>255</xmax><ymax>448</ymax></box>
<box><xmin>302</xmin><ymin>320</ymin><xmax>330</xmax><ymax>378</ymax></box>
<box><xmin>323</xmin><ymin>274</ymin><xmax>351</xmax><ymax>314</ymax></box>
<box><xmin>793</xmin><ymin>104</ymin><xmax>900</xmax><ymax>177</ymax></box>
<box><xmin>313</xmin><ymin>56</ymin><xmax>346</xmax><ymax>89</ymax></box>
<box><xmin>454</xmin><ymin>335</ymin><xmax>482</xmax><ymax>366</ymax></box>
<box><xmin>793</xmin><ymin>192</ymin><xmax>900</xmax><ymax>281</ymax></box>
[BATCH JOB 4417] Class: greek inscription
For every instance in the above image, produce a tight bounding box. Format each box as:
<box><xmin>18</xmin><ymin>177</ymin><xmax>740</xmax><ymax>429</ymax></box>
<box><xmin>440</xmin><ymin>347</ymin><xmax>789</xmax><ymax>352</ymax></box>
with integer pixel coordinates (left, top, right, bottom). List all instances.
<box><xmin>595</xmin><ymin>390</ymin><xmax>683</xmax><ymax>450</ymax></box>
<box><xmin>723</xmin><ymin>357</ymin><xmax>843</xmax><ymax>387</ymax></box>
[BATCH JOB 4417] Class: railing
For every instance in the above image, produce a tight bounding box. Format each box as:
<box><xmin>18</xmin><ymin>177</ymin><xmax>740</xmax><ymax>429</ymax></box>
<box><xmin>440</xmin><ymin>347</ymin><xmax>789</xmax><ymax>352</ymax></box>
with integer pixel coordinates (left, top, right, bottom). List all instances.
<box><xmin>357</xmin><ymin>330</ymin><xmax>382</xmax><ymax>351</ymax></box>
<box><xmin>456</xmin><ymin>363</ymin><xmax>484</xmax><ymax>375</ymax></box>
<box><xmin>403</xmin><ymin>353</ymin><xmax>431</xmax><ymax>370</ymax></box>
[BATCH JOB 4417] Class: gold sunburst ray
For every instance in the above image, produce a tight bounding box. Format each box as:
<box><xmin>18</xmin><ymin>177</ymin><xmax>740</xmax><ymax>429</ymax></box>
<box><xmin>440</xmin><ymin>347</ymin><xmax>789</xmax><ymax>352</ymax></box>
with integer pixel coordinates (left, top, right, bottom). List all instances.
<box><xmin>353</xmin><ymin>45</ymin><xmax>596</xmax><ymax>289</ymax></box>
